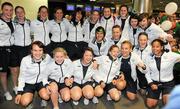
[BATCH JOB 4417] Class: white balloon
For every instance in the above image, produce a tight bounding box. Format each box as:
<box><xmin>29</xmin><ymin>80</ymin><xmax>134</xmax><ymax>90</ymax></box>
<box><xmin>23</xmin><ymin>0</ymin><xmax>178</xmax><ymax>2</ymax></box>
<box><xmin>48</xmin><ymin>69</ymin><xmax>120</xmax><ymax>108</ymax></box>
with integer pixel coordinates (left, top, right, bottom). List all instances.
<box><xmin>161</xmin><ymin>20</ymin><xmax>172</xmax><ymax>31</ymax></box>
<box><xmin>165</xmin><ymin>2</ymin><xmax>178</xmax><ymax>15</ymax></box>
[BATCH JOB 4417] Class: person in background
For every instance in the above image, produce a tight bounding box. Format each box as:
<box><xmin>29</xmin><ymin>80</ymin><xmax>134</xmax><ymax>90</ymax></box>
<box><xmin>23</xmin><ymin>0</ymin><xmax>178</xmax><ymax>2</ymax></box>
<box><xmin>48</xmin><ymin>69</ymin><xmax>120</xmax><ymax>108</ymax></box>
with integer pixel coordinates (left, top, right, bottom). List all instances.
<box><xmin>12</xmin><ymin>6</ymin><xmax>31</xmax><ymax>94</ymax></box>
<box><xmin>30</xmin><ymin>5</ymin><xmax>51</xmax><ymax>55</ymax></box>
<box><xmin>49</xmin><ymin>7</ymin><xmax>69</xmax><ymax>51</ymax></box>
<box><xmin>70</xmin><ymin>47</ymin><xmax>97</xmax><ymax>105</ymax></box>
<box><xmin>83</xmin><ymin>10</ymin><xmax>101</xmax><ymax>43</ymax></box>
<box><xmin>0</xmin><ymin>2</ymin><xmax>18</xmax><ymax>101</ymax></box>
<box><xmin>100</xmin><ymin>7</ymin><xmax>115</xmax><ymax>39</ymax></box>
<box><xmin>149</xmin><ymin>14</ymin><xmax>160</xmax><ymax>26</ymax></box>
<box><xmin>15</xmin><ymin>41</ymin><xmax>52</xmax><ymax>109</ymax></box>
<box><xmin>93</xmin><ymin>45</ymin><xmax>126</xmax><ymax>103</ymax></box>
<box><xmin>145</xmin><ymin>39</ymin><xmax>180</xmax><ymax>108</ymax></box>
<box><xmin>88</xmin><ymin>26</ymin><xmax>112</xmax><ymax>57</ymax></box>
<box><xmin>66</xmin><ymin>7</ymin><xmax>87</xmax><ymax>60</ymax></box>
<box><xmin>116</xmin><ymin>5</ymin><xmax>130</xmax><ymax>31</ymax></box>
<box><xmin>43</xmin><ymin>47</ymin><xmax>73</xmax><ymax>109</ymax></box>
<box><xmin>169</xmin><ymin>38</ymin><xmax>180</xmax><ymax>85</ymax></box>
<box><xmin>119</xmin><ymin>41</ymin><xmax>146</xmax><ymax>101</ymax></box>
<box><xmin>133</xmin><ymin>32</ymin><xmax>151</xmax><ymax>95</ymax></box>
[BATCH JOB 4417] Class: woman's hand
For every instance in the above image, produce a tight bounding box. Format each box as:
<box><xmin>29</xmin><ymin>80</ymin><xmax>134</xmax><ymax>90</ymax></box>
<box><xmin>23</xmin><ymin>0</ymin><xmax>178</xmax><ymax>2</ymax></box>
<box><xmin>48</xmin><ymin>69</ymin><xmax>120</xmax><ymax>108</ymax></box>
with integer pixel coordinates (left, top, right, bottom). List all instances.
<box><xmin>15</xmin><ymin>94</ymin><xmax>22</xmax><ymax>104</ymax></box>
<box><xmin>119</xmin><ymin>73</ymin><xmax>125</xmax><ymax>80</ymax></box>
<box><xmin>46</xmin><ymin>85</ymin><xmax>51</xmax><ymax>94</ymax></box>
<box><xmin>65</xmin><ymin>78</ymin><xmax>73</xmax><ymax>87</ymax></box>
<box><xmin>151</xmin><ymin>84</ymin><xmax>158</xmax><ymax>90</ymax></box>
<box><xmin>137</xmin><ymin>63</ymin><xmax>146</xmax><ymax>70</ymax></box>
<box><xmin>92</xmin><ymin>60</ymin><xmax>99</xmax><ymax>70</ymax></box>
<box><xmin>112</xmin><ymin>79</ymin><xmax>117</xmax><ymax>85</ymax></box>
<box><xmin>100</xmin><ymin>81</ymin><xmax>106</xmax><ymax>88</ymax></box>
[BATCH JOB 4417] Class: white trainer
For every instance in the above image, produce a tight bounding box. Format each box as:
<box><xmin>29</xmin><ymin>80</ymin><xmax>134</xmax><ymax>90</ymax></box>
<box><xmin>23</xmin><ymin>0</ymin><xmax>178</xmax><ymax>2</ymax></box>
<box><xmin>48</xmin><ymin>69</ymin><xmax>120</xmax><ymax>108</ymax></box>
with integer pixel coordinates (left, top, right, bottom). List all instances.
<box><xmin>72</xmin><ymin>101</ymin><xmax>79</xmax><ymax>105</ymax></box>
<box><xmin>13</xmin><ymin>87</ymin><xmax>18</xmax><ymax>95</ymax></box>
<box><xmin>107</xmin><ymin>94</ymin><xmax>112</xmax><ymax>101</ymax></box>
<box><xmin>4</xmin><ymin>92</ymin><xmax>12</xmax><ymax>101</ymax></box>
<box><xmin>53</xmin><ymin>107</ymin><xmax>59</xmax><ymax>109</ymax></box>
<box><xmin>83</xmin><ymin>98</ymin><xmax>89</xmax><ymax>105</ymax></box>
<box><xmin>92</xmin><ymin>96</ymin><xmax>99</xmax><ymax>104</ymax></box>
<box><xmin>26</xmin><ymin>103</ymin><xmax>33</xmax><ymax>109</ymax></box>
<box><xmin>58</xmin><ymin>96</ymin><xmax>63</xmax><ymax>103</ymax></box>
<box><xmin>41</xmin><ymin>100</ymin><xmax>47</xmax><ymax>107</ymax></box>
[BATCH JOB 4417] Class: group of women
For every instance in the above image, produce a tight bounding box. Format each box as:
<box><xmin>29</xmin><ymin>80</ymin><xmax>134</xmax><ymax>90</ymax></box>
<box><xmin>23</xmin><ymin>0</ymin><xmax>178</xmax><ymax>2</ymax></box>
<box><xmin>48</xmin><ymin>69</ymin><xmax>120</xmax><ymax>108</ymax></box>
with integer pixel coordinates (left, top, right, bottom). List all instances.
<box><xmin>0</xmin><ymin>2</ymin><xmax>180</xmax><ymax>109</ymax></box>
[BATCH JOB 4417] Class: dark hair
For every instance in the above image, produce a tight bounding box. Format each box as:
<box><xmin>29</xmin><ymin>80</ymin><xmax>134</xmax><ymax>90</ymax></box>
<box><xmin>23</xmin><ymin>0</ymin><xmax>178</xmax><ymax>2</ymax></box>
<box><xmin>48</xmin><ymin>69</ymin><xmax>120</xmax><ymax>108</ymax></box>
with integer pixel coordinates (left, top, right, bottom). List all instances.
<box><xmin>38</xmin><ymin>5</ymin><xmax>48</xmax><ymax>13</ymax></box>
<box><xmin>37</xmin><ymin>5</ymin><xmax>48</xmax><ymax>19</ymax></box>
<box><xmin>138</xmin><ymin>13</ymin><xmax>149</xmax><ymax>22</ymax></box>
<box><xmin>103</xmin><ymin>6</ymin><xmax>112</xmax><ymax>12</ymax></box>
<box><xmin>129</xmin><ymin>14</ymin><xmax>139</xmax><ymax>25</ymax></box>
<box><xmin>112</xmin><ymin>25</ymin><xmax>122</xmax><ymax>32</ymax></box>
<box><xmin>82</xmin><ymin>47</ymin><xmax>94</xmax><ymax>58</ymax></box>
<box><xmin>151</xmin><ymin>39</ymin><xmax>167</xmax><ymax>52</ymax></box>
<box><xmin>1</xmin><ymin>2</ymin><xmax>13</xmax><ymax>10</ymax></box>
<box><xmin>71</xmin><ymin>7</ymin><xmax>84</xmax><ymax>26</ymax></box>
<box><xmin>138</xmin><ymin>32</ymin><xmax>148</xmax><ymax>40</ymax></box>
<box><xmin>119</xmin><ymin>4</ymin><xmax>128</xmax><ymax>13</ymax></box>
<box><xmin>54</xmin><ymin>7</ymin><xmax>63</xmax><ymax>14</ymax></box>
<box><xmin>177</xmin><ymin>38</ymin><xmax>180</xmax><ymax>49</ymax></box>
<box><xmin>149</xmin><ymin>14</ymin><xmax>158</xmax><ymax>20</ymax></box>
<box><xmin>30</xmin><ymin>41</ymin><xmax>45</xmax><ymax>51</ymax></box>
<box><xmin>15</xmin><ymin>6</ymin><xmax>25</xmax><ymax>14</ymax></box>
<box><xmin>108</xmin><ymin>44</ymin><xmax>119</xmax><ymax>53</ymax></box>
<box><xmin>53</xmin><ymin>7</ymin><xmax>64</xmax><ymax>19</ymax></box>
<box><xmin>91</xmin><ymin>10</ymin><xmax>100</xmax><ymax>15</ymax></box>
<box><xmin>95</xmin><ymin>26</ymin><xmax>106</xmax><ymax>36</ymax></box>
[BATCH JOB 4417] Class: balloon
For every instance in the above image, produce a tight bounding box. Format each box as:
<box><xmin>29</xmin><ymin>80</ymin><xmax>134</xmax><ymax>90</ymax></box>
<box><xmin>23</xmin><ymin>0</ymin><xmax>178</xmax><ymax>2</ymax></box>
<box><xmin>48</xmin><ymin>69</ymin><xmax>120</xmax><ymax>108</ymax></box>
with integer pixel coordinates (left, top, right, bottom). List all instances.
<box><xmin>165</xmin><ymin>2</ymin><xmax>178</xmax><ymax>15</ymax></box>
<box><xmin>161</xmin><ymin>20</ymin><xmax>172</xmax><ymax>31</ymax></box>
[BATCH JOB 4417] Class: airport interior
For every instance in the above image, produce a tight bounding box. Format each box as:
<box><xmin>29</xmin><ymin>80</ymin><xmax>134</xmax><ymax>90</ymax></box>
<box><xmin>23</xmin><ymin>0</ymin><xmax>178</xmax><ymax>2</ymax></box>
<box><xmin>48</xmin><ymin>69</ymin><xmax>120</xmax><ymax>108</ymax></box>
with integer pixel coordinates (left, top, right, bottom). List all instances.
<box><xmin>0</xmin><ymin>0</ymin><xmax>180</xmax><ymax>109</ymax></box>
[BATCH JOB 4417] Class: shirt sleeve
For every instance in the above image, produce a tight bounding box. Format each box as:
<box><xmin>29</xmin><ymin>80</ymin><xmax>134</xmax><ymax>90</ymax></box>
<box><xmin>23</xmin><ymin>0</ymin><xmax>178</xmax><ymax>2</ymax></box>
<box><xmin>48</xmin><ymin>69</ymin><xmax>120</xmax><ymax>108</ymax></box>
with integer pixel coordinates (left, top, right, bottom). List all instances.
<box><xmin>17</xmin><ymin>58</ymin><xmax>27</xmax><ymax>92</ymax></box>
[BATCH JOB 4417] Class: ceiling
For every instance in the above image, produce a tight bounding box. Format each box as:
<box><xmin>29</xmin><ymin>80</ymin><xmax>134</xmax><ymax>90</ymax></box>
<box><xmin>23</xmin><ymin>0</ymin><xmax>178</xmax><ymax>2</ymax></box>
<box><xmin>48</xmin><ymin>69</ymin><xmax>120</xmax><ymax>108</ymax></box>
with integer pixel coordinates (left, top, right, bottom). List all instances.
<box><xmin>49</xmin><ymin>0</ymin><xmax>180</xmax><ymax>13</ymax></box>
<box><xmin>96</xmin><ymin>0</ymin><xmax>180</xmax><ymax>13</ymax></box>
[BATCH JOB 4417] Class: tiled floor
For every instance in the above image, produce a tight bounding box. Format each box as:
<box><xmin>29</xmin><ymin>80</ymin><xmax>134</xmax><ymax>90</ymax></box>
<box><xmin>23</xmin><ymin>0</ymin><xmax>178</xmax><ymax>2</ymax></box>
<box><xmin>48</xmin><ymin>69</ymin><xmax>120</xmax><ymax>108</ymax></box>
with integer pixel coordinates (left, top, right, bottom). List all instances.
<box><xmin>0</xmin><ymin>76</ymin><xmax>162</xmax><ymax>109</ymax></box>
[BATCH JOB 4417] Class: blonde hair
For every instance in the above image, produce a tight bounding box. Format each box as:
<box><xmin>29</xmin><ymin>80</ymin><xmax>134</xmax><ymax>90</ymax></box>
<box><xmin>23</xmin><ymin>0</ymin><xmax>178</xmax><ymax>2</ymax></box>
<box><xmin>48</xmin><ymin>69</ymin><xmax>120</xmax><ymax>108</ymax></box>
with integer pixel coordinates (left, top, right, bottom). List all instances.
<box><xmin>121</xmin><ymin>40</ymin><xmax>133</xmax><ymax>49</ymax></box>
<box><xmin>53</xmin><ymin>47</ymin><xmax>68</xmax><ymax>58</ymax></box>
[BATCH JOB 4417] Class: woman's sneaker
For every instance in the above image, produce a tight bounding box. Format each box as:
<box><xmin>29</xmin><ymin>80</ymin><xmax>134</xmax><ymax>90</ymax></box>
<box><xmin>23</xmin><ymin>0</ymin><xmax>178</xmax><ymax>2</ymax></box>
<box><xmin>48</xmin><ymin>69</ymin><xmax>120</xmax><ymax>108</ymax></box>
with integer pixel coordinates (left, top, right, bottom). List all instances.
<box><xmin>107</xmin><ymin>94</ymin><xmax>112</xmax><ymax>101</ymax></box>
<box><xmin>26</xmin><ymin>103</ymin><xmax>33</xmax><ymax>109</ymax></box>
<box><xmin>58</xmin><ymin>95</ymin><xmax>63</xmax><ymax>103</ymax></box>
<box><xmin>41</xmin><ymin>100</ymin><xmax>47</xmax><ymax>107</ymax></box>
<box><xmin>13</xmin><ymin>87</ymin><xmax>18</xmax><ymax>95</ymax></box>
<box><xmin>92</xmin><ymin>96</ymin><xmax>99</xmax><ymax>104</ymax></box>
<box><xmin>72</xmin><ymin>101</ymin><xmax>79</xmax><ymax>105</ymax></box>
<box><xmin>4</xmin><ymin>92</ymin><xmax>12</xmax><ymax>101</ymax></box>
<box><xmin>83</xmin><ymin>98</ymin><xmax>89</xmax><ymax>105</ymax></box>
<box><xmin>53</xmin><ymin>107</ymin><xmax>59</xmax><ymax>109</ymax></box>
